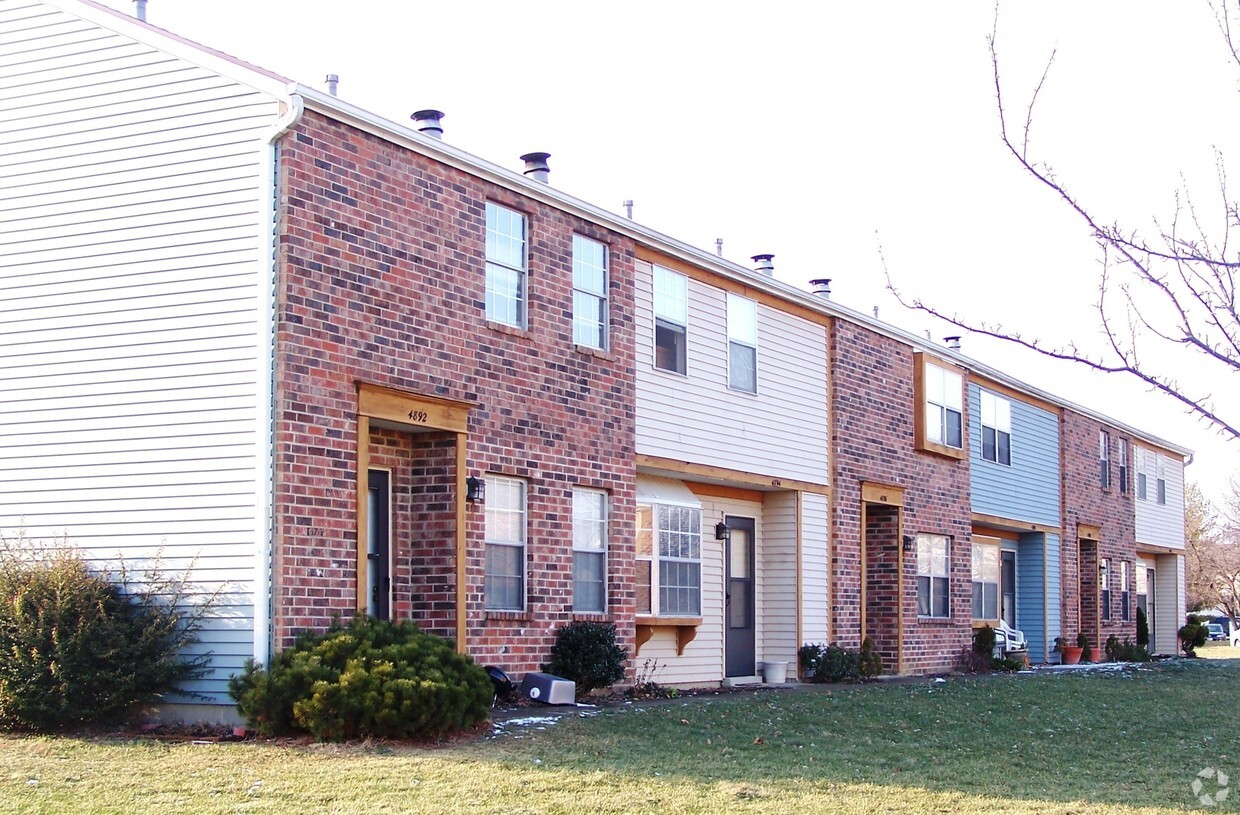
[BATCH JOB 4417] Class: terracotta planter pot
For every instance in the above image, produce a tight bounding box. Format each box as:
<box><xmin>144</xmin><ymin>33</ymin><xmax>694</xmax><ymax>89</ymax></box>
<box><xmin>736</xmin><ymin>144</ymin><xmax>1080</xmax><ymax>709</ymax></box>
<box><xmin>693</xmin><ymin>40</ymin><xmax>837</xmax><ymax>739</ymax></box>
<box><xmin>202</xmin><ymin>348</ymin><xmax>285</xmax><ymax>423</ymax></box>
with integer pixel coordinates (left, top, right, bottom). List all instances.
<box><xmin>1061</xmin><ymin>646</ymin><xmax>1084</xmax><ymax>665</ymax></box>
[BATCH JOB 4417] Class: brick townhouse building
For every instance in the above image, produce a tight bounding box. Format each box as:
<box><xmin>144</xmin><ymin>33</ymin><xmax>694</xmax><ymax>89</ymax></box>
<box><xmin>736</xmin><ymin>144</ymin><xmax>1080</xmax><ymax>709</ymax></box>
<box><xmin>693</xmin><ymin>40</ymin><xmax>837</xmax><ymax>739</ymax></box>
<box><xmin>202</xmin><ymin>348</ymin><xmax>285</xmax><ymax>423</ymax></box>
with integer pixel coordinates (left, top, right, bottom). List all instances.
<box><xmin>0</xmin><ymin>0</ymin><xmax>1188</xmax><ymax>717</ymax></box>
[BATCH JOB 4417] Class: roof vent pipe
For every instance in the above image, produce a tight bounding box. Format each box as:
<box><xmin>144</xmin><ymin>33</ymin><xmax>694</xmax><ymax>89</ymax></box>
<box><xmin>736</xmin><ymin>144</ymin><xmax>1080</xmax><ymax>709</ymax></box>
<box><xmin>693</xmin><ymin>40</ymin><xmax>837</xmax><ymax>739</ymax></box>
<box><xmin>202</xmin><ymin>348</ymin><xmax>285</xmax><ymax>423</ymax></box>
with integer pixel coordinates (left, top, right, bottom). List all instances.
<box><xmin>715</xmin><ymin>239</ymin><xmax>724</xmax><ymax>257</ymax></box>
<box><xmin>752</xmin><ymin>253</ymin><xmax>775</xmax><ymax>276</ymax></box>
<box><xmin>325</xmin><ymin>74</ymin><xmax>339</xmax><ymax>97</ymax></box>
<box><xmin>944</xmin><ymin>336</ymin><xmax>962</xmax><ymax>351</ymax></box>
<box><xmin>623</xmin><ymin>200</ymin><xmax>634</xmax><ymax>219</ymax></box>
<box><xmin>520</xmin><ymin>152</ymin><xmax>551</xmax><ymax>183</ymax></box>
<box><xmin>810</xmin><ymin>278</ymin><xmax>832</xmax><ymax>299</ymax></box>
<box><xmin>133</xmin><ymin>0</ymin><xmax>147</xmax><ymax>21</ymax></box>
<box><xmin>411</xmin><ymin>109</ymin><xmax>444</xmax><ymax>139</ymax></box>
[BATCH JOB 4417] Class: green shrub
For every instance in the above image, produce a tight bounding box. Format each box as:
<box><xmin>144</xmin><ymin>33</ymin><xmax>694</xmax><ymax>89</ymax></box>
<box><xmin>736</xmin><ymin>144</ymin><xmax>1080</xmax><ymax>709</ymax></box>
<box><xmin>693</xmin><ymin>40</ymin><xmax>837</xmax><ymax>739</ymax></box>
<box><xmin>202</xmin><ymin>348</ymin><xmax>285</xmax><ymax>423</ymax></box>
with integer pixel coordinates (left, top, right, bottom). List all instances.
<box><xmin>1077</xmin><ymin>631</ymin><xmax>1093</xmax><ymax>663</ymax></box>
<box><xmin>1136</xmin><ymin>606</ymin><xmax>1150</xmax><ymax>648</ymax></box>
<box><xmin>1180</xmin><ymin>618</ymin><xmax>1208</xmax><ymax>657</ymax></box>
<box><xmin>0</xmin><ymin>540</ymin><xmax>209</xmax><ymax>731</ymax></box>
<box><xmin>859</xmin><ymin>637</ymin><xmax>883</xmax><ymax>678</ymax></box>
<box><xmin>973</xmin><ymin>625</ymin><xmax>997</xmax><ymax>657</ymax></box>
<box><xmin>229</xmin><ymin>617</ymin><xmax>491</xmax><ymax>741</ymax></box>
<box><xmin>542</xmin><ymin>621</ymin><xmax>628</xmax><ymax>697</ymax></box>
<box><xmin>799</xmin><ymin>641</ymin><xmax>882</xmax><ymax>682</ymax></box>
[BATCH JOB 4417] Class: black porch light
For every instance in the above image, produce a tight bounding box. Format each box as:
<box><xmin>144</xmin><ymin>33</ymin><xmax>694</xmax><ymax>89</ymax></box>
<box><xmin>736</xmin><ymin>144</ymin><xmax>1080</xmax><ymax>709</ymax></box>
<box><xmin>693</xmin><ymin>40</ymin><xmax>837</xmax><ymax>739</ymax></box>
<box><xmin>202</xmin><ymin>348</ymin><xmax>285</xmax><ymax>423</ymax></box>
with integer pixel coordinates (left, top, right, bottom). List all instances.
<box><xmin>715</xmin><ymin>522</ymin><xmax>730</xmax><ymax>541</ymax></box>
<box><xmin>466</xmin><ymin>476</ymin><xmax>485</xmax><ymax>504</ymax></box>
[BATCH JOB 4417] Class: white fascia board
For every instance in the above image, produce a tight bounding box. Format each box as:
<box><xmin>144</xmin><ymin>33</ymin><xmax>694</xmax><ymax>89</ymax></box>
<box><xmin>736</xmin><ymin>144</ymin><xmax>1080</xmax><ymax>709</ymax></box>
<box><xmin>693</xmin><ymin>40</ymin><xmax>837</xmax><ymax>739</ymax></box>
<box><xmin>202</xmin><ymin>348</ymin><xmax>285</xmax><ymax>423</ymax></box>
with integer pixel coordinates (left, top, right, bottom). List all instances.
<box><xmin>46</xmin><ymin>0</ymin><xmax>292</xmax><ymax>99</ymax></box>
<box><xmin>294</xmin><ymin>82</ymin><xmax>1192</xmax><ymax>459</ymax></box>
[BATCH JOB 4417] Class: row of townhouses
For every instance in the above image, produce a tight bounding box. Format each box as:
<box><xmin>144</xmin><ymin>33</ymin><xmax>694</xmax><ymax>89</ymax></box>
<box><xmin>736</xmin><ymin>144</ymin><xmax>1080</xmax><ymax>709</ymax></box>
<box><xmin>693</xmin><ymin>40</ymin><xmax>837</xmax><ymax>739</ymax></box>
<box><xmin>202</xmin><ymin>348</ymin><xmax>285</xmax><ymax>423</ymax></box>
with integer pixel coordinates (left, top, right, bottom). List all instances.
<box><xmin>0</xmin><ymin>0</ymin><xmax>1189</xmax><ymax>716</ymax></box>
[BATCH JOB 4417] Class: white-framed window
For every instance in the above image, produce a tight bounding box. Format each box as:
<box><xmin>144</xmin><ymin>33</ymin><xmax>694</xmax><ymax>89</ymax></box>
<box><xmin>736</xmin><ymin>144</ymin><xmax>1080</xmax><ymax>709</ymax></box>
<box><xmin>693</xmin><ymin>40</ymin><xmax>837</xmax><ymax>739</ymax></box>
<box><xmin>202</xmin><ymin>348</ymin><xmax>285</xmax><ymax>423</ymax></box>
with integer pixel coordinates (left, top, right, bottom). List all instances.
<box><xmin>484</xmin><ymin>476</ymin><xmax>526</xmax><ymax>610</ymax></box>
<box><xmin>485</xmin><ymin>202</ymin><xmax>527</xmax><ymax>327</ymax></box>
<box><xmin>917</xmin><ymin>533</ymin><xmax>950</xmax><ymax>618</ymax></box>
<box><xmin>572</xmin><ymin>235</ymin><xmax>608</xmax><ymax>349</ymax></box>
<box><xmin>1121</xmin><ymin>561</ymin><xmax>1131</xmax><ymax>622</ymax></box>
<box><xmin>653</xmin><ymin>266</ymin><xmax>688</xmax><ymax>374</ymax></box>
<box><xmin>1156</xmin><ymin>457</ymin><xmax>1167</xmax><ymax>505</ymax></box>
<box><xmin>980</xmin><ymin>391</ymin><xmax>1012</xmax><ymax>466</ymax></box>
<box><xmin>971</xmin><ymin>539</ymin><xmax>999</xmax><ymax>620</ymax></box>
<box><xmin>1118</xmin><ymin>441</ymin><xmax>1129</xmax><ymax>495</ymax></box>
<box><xmin>1099</xmin><ymin>430</ymin><xmax>1111</xmax><ymax>489</ymax></box>
<box><xmin>572</xmin><ymin>488</ymin><xmax>607</xmax><ymax>614</ymax></box>
<box><xmin>636</xmin><ymin>502</ymin><xmax>702</xmax><ymax>616</ymax></box>
<box><xmin>726</xmin><ymin>293</ymin><xmax>757</xmax><ymax>393</ymax></box>
<box><xmin>923</xmin><ymin>362</ymin><xmax>963</xmax><ymax>449</ymax></box>
<box><xmin>1101</xmin><ymin>557</ymin><xmax>1111</xmax><ymax>620</ymax></box>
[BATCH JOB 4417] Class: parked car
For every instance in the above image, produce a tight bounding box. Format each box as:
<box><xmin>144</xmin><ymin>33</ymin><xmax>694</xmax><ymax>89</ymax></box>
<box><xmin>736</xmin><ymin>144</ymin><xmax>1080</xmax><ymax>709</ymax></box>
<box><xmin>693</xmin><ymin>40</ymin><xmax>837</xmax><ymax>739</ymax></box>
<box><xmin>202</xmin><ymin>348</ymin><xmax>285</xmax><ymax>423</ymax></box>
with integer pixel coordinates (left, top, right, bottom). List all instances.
<box><xmin>1207</xmin><ymin>623</ymin><xmax>1226</xmax><ymax>641</ymax></box>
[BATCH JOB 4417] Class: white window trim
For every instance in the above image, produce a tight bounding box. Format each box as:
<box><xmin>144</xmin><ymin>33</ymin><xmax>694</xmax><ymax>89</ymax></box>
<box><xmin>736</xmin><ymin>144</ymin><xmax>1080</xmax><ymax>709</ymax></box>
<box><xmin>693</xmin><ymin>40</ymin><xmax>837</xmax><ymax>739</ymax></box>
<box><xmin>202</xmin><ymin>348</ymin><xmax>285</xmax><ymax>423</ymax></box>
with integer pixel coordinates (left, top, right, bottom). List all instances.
<box><xmin>923</xmin><ymin>361</ymin><xmax>964</xmax><ymax>451</ymax></box>
<box><xmin>485</xmin><ymin>202</ymin><xmax>527</xmax><ymax>329</ymax></box>
<box><xmin>917</xmin><ymin>533</ymin><xmax>951</xmax><ymax>619</ymax></box>
<box><xmin>1099</xmin><ymin>430</ymin><xmax>1111</xmax><ymax>490</ymax></box>
<box><xmin>571</xmin><ymin>487</ymin><xmax>608</xmax><ymax>614</ymax></box>
<box><xmin>636</xmin><ymin>499</ymin><xmax>703</xmax><ymax>617</ymax></box>
<box><xmin>483</xmin><ymin>475</ymin><xmax>527</xmax><ymax>611</ymax></box>
<box><xmin>572</xmin><ymin>235</ymin><xmax>609</xmax><ymax>350</ymax></box>
<box><xmin>726</xmin><ymin>293</ymin><xmax>758</xmax><ymax>394</ymax></box>
<box><xmin>979</xmin><ymin>390</ymin><xmax>1012</xmax><ymax>466</ymax></box>
<box><xmin>652</xmin><ymin>265</ymin><xmax>689</xmax><ymax>376</ymax></box>
<box><xmin>971</xmin><ymin>538</ymin><xmax>1000</xmax><ymax>621</ymax></box>
<box><xmin>1101</xmin><ymin>557</ymin><xmax>1112</xmax><ymax>621</ymax></box>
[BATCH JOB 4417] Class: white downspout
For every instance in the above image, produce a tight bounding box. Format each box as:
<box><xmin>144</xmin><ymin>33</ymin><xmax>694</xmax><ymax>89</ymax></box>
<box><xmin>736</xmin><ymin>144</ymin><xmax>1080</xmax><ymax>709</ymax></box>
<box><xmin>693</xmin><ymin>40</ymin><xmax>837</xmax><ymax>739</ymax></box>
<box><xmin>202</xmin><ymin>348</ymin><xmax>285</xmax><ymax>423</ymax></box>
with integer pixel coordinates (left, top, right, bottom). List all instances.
<box><xmin>253</xmin><ymin>93</ymin><xmax>304</xmax><ymax>667</ymax></box>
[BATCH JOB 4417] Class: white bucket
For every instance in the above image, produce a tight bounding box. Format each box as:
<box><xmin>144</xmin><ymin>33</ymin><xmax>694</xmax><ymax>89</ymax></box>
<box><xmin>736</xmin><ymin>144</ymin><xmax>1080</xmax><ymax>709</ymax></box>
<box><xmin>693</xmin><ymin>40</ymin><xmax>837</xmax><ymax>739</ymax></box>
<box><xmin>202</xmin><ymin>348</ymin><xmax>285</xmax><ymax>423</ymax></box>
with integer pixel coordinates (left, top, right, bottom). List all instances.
<box><xmin>761</xmin><ymin>661</ymin><xmax>788</xmax><ymax>684</ymax></box>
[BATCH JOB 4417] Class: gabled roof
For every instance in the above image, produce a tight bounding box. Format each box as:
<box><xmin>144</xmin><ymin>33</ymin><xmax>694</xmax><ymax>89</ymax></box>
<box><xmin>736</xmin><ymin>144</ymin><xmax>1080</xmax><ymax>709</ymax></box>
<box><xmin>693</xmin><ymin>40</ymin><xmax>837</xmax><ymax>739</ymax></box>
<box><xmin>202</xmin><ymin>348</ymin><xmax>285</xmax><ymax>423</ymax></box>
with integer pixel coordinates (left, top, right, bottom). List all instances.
<box><xmin>51</xmin><ymin>0</ymin><xmax>1191</xmax><ymax>458</ymax></box>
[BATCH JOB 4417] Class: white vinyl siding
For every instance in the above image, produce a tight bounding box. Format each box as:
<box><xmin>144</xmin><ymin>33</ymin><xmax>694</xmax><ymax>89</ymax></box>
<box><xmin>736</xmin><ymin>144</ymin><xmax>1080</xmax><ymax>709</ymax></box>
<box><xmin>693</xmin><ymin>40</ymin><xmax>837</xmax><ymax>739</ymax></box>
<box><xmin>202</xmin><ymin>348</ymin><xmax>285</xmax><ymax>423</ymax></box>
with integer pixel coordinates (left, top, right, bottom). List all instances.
<box><xmin>635</xmin><ymin>260</ymin><xmax>829</xmax><ymax>484</ymax></box>
<box><xmin>1134</xmin><ymin>446</ymin><xmax>1186</xmax><ymax>550</ymax></box>
<box><xmin>761</xmin><ymin>491</ymin><xmax>798</xmax><ymax>671</ymax></box>
<box><xmin>0</xmin><ymin>0</ymin><xmax>282</xmax><ymax>704</ymax></box>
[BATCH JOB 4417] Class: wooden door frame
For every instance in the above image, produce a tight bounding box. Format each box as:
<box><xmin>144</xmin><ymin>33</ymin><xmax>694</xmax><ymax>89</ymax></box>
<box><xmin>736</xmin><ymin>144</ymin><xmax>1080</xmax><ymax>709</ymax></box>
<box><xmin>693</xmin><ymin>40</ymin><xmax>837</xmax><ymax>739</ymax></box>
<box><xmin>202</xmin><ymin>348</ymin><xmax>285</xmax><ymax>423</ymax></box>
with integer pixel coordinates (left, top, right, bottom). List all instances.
<box><xmin>859</xmin><ymin>482</ymin><xmax>905</xmax><ymax>674</ymax></box>
<box><xmin>355</xmin><ymin>383</ymin><xmax>473</xmax><ymax>651</ymax></box>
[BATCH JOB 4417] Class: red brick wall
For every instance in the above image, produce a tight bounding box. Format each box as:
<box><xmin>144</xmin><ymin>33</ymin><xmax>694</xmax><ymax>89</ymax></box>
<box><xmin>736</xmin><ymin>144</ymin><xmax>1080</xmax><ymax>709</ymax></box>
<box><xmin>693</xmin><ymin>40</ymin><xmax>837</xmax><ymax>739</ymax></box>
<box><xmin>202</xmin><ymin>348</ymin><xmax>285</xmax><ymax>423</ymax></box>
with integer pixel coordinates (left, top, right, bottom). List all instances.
<box><xmin>830</xmin><ymin>322</ymin><xmax>972</xmax><ymax>674</ymax></box>
<box><xmin>271</xmin><ymin>110</ymin><xmax>637</xmax><ymax>675</ymax></box>
<box><xmin>1060</xmin><ymin>411</ymin><xmax>1138</xmax><ymax>654</ymax></box>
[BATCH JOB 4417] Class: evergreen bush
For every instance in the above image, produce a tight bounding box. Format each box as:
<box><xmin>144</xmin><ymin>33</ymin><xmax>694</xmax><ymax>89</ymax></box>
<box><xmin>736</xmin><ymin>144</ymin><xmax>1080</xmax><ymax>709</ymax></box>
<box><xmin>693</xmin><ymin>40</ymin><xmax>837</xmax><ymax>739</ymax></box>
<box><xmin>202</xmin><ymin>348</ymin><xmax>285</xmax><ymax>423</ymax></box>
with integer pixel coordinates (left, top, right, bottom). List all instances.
<box><xmin>229</xmin><ymin>616</ymin><xmax>491</xmax><ymax>741</ymax></box>
<box><xmin>542</xmin><ymin>621</ymin><xmax>628</xmax><ymax>697</ymax></box>
<box><xmin>0</xmin><ymin>538</ymin><xmax>208</xmax><ymax>731</ymax></box>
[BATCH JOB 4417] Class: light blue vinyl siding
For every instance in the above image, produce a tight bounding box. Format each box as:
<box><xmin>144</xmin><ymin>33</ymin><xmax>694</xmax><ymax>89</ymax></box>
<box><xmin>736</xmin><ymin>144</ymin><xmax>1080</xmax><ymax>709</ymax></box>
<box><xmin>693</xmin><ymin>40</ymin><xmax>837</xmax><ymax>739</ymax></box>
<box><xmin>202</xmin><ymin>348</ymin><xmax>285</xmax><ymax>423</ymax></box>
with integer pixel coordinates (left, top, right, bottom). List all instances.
<box><xmin>1015</xmin><ymin>531</ymin><xmax>1061</xmax><ymax>663</ymax></box>
<box><xmin>1016</xmin><ymin>535</ymin><xmax>1044</xmax><ymax>661</ymax></box>
<box><xmin>970</xmin><ymin>385</ymin><xmax>1060</xmax><ymax>526</ymax></box>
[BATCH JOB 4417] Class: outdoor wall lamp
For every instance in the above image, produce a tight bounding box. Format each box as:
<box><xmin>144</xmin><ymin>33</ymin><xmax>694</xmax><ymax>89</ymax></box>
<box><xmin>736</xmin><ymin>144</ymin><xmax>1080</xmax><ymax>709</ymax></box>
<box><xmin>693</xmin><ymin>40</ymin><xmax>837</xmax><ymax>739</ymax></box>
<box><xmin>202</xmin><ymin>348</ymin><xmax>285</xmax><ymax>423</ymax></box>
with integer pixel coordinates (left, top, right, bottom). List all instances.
<box><xmin>902</xmin><ymin>534</ymin><xmax>916</xmax><ymax>551</ymax></box>
<box><xmin>466</xmin><ymin>476</ymin><xmax>485</xmax><ymax>504</ymax></box>
<box><xmin>715</xmin><ymin>522</ymin><xmax>730</xmax><ymax>541</ymax></box>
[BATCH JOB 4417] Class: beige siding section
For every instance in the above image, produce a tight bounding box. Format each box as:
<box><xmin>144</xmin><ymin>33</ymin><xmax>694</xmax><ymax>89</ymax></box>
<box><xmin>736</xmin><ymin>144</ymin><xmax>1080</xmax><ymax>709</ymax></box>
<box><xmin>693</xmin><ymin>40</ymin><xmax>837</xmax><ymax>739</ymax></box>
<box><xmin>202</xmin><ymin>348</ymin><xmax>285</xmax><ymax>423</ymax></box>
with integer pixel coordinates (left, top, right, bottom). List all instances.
<box><xmin>637</xmin><ymin>493</ymin><xmax>765</xmax><ymax>685</ymax></box>
<box><xmin>0</xmin><ymin>0</ymin><xmax>281</xmax><ymax>703</ymax></box>
<box><xmin>800</xmin><ymin>491</ymin><xmax>830</xmax><ymax>644</ymax></box>
<box><xmin>1134</xmin><ymin>447</ymin><xmax>1185</xmax><ymax>550</ymax></box>
<box><xmin>634</xmin><ymin>260</ymin><xmax>829</xmax><ymax>484</ymax></box>
<box><xmin>761</xmin><ymin>491</ymin><xmax>798</xmax><ymax>670</ymax></box>
<box><xmin>1153</xmin><ymin>554</ymin><xmax>1185</xmax><ymax>655</ymax></box>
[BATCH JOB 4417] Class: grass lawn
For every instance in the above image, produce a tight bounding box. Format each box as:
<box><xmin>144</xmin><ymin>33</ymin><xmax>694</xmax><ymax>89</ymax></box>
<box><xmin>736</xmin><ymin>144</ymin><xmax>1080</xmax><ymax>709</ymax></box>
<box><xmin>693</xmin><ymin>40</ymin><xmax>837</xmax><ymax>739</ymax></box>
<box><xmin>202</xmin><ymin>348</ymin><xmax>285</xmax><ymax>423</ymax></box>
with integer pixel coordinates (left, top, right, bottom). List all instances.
<box><xmin>3</xmin><ymin>657</ymin><xmax>1240</xmax><ymax>814</ymax></box>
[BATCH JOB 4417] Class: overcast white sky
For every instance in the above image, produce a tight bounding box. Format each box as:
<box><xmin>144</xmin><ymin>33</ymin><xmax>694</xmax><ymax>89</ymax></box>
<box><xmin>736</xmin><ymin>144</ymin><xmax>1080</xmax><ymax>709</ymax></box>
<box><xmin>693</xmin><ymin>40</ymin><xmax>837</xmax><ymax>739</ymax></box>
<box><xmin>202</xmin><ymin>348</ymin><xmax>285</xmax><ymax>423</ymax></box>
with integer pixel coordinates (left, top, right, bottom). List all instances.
<box><xmin>98</xmin><ymin>0</ymin><xmax>1240</xmax><ymax>503</ymax></box>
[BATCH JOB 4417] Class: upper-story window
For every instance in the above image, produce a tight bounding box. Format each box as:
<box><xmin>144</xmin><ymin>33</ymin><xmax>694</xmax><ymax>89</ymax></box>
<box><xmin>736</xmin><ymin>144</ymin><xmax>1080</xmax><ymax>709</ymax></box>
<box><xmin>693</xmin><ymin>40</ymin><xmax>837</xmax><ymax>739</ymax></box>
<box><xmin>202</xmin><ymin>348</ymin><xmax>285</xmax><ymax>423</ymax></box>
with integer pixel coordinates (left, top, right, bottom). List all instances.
<box><xmin>484</xmin><ymin>475</ymin><xmax>526</xmax><ymax>611</ymax></box>
<box><xmin>485</xmin><ymin>202</ymin><xmax>527</xmax><ymax>328</ymax></box>
<box><xmin>980</xmin><ymin>391</ymin><xmax>1012</xmax><ymax>466</ymax></box>
<box><xmin>916</xmin><ymin>356</ymin><xmax>964</xmax><ymax>458</ymax></box>
<box><xmin>726</xmin><ymin>293</ymin><xmax>757</xmax><ymax>393</ymax></box>
<box><xmin>572</xmin><ymin>235</ymin><xmax>608</xmax><ymax>349</ymax></box>
<box><xmin>1099</xmin><ymin>430</ymin><xmax>1111</xmax><ymax>490</ymax></box>
<box><xmin>1121</xmin><ymin>561</ymin><xmax>1131</xmax><ymax>621</ymax></box>
<box><xmin>1118</xmin><ymin>441</ymin><xmax>1129</xmax><ymax>494</ymax></box>
<box><xmin>572</xmin><ymin>487</ymin><xmax>608</xmax><ymax>614</ymax></box>
<box><xmin>1156</xmin><ymin>456</ymin><xmax>1167</xmax><ymax>505</ymax></box>
<box><xmin>653</xmin><ymin>266</ymin><xmax>687</xmax><ymax>375</ymax></box>
<box><xmin>1137</xmin><ymin>447</ymin><xmax>1148</xmax><ymax>500</ymax></box>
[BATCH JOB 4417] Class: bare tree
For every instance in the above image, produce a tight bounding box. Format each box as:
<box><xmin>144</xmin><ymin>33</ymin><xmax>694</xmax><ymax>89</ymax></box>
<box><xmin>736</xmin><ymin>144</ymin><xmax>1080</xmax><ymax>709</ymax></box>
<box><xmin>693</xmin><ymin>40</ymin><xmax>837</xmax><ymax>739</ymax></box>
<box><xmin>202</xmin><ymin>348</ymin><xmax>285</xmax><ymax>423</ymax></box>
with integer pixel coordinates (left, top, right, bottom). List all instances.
<box><xmin>1186</xmin><ymin>482</ymin><xmax>1223</xmax><ymax>610</ymax></box>
<box><xmin>889</xmin><ymin>3</ymin><xmax>1240</xmax><ymax>441</ymax></box>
